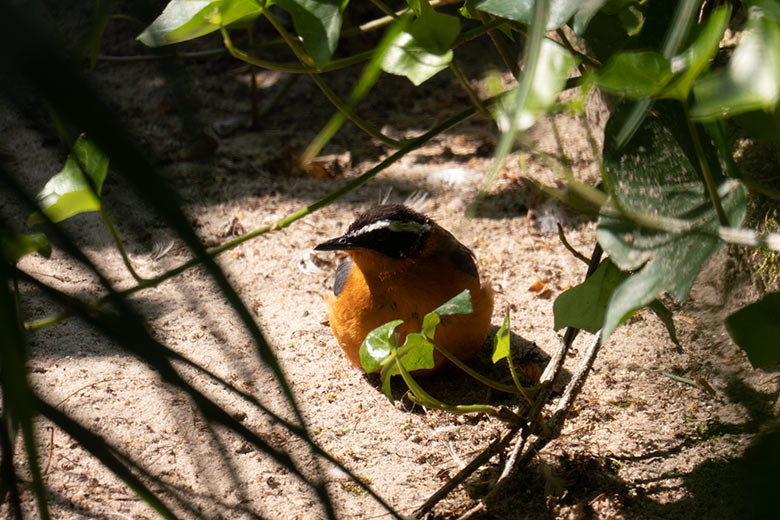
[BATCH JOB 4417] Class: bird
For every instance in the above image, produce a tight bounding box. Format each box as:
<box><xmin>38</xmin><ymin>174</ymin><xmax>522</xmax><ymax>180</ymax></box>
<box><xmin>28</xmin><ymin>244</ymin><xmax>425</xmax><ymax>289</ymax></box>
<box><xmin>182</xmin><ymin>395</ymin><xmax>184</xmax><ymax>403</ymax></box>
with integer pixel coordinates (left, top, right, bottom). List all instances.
<box><xmin>315</xmin><ymin>204</ymin><xmax>494</xmax><ymax>374</ymax></box>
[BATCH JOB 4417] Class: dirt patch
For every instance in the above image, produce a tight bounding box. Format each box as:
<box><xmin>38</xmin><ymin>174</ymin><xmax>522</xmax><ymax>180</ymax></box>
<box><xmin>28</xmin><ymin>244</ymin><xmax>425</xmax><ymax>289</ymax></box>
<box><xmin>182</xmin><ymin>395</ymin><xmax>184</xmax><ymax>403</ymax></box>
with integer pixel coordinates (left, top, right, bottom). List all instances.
<box><xmin>2</xmin><ymin>2</ymin><xmax>778</xmax><ymax>519</ymax></box>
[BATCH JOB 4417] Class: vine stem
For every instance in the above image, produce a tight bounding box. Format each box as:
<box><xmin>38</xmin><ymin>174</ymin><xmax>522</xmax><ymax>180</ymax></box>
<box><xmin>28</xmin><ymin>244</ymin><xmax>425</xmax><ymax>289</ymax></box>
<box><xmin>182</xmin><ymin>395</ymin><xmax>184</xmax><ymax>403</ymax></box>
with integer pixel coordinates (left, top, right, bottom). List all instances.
<box><xmin>683</xmin><ymin>103</ymin><xmax>729</xmax><ymax>225</ymax></box>
<box><xmin>427</xmin><ymin>337</ymin><xmax>527</xmax><ymax>395</ymax></box>
<box><xmin>99</xmin><ymin>207</ymin><xmax>146</xmax><ymax>282</ymax></box>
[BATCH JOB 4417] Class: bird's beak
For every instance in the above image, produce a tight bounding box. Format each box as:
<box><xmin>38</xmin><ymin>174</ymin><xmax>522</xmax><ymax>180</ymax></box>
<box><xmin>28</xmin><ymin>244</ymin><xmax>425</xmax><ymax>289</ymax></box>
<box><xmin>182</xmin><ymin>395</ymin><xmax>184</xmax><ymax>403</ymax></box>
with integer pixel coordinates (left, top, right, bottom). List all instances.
<box><xmin>314</xmin><ymin>235</ymin><xmax>358</xmax><ymax>251</ymax></box>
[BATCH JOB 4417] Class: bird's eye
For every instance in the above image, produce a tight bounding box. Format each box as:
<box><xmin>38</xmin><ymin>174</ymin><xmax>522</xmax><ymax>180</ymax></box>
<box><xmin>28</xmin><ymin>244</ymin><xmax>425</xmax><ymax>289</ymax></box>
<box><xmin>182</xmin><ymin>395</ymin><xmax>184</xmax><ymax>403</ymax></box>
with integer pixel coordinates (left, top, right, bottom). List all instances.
<box><xmin>338</xmin><ymin>237</ymin><xmax>347</xmax><ymax>244</ymax></box>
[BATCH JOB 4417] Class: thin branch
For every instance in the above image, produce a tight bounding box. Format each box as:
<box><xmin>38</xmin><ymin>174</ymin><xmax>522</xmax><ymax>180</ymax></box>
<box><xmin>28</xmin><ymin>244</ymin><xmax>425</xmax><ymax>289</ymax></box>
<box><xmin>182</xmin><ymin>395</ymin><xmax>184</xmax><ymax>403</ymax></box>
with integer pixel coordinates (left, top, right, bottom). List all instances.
<box><xmin>412</xmin><ymin>426</ymin><xmax>521</xmax><ymax>518</ymax></box>
<box><xmin>556</xmin><ymin>222</ymin><xmax>590</xmax><ymax>264</ymax></box>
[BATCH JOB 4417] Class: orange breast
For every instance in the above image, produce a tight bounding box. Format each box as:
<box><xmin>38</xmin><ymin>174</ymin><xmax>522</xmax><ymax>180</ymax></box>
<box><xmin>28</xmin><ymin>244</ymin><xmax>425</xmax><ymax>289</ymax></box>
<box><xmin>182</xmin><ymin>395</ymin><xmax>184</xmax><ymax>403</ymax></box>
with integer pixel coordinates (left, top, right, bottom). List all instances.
<box><xmin>325</xmin><ymin>249</ymin><xmax>494</xmax><ymax>373</ymax></box>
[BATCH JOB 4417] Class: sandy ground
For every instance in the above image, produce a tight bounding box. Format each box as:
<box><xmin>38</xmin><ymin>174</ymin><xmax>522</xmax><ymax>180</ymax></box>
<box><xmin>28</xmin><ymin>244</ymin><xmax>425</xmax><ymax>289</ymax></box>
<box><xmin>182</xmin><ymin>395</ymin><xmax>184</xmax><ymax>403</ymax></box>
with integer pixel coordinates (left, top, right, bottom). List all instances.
<box><xmin>2</xmin><ymin>2</ymin><xmax>779</xmax><ymax>519</ymax></box>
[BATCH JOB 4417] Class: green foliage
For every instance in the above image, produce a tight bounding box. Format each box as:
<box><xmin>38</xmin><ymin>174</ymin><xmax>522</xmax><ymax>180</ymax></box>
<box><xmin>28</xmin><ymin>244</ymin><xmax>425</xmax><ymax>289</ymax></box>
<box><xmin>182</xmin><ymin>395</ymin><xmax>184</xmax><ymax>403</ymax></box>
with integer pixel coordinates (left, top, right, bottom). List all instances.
<box><xmin>595</xmin><ymin>50</ymin><xmax>673</xmax><ymax>98</ymax></box>
<box><xmin>7</xmin><ymin>0</ymin><xmax>780</xmax><ymax>514</ymax></box>
<box><xmin>495</xmin><ymin>39</ymin><xmax>578</xmax><ymax>132</ymax></box>
<box><xmin>379</xmin><ymin>8</ymin><xmax>459</xmax><ymax>85</ymax></box>
<box><xmin>137</xmin><ymin>0</ymin><xmax>261</xmax><ymax>47</ymax></box>
<box><xmin>275</xmin><ymin>0</ymin><xmax>345</xmax><ymax>69</ymax></box>
<box><xmin>726</xmin><ymin>291</ymin><xmax>780</xmax><ymax>368</ymax></box>
<box><xmin>360</xmin><ymin>289</ymin><xmax>473</xmax><ymax>402</ymax></box>
<box><xmin>491</xmin><ymin>309</ymin><xmax>511</xmax><ymax>363</ymax></box>
<box><xmin>553</xmin><ymin>259</ymin><xmax>628</xmax><ymax>334</ymax></box>
<box><xmin>28</xmin><ymin>135</ymin><xmax>108</xmax><ymax>225</ymax></box>
<box><xmin>692</xmin><ymin>5</ymin><xmax>780</xmax><ymax>119</ymax></box>
<box><xmin>596</xmin><ymin>103</ymin><xmax>747</xmax><ymax>341</ymax></box>
<box><xmin>473</xmin><ymin>0</ymin><xmax>601</xmax><ymax>31</ymax></box>
<box><xmin>0</xmin><ymin>232</ymin><xmax>51</xmax><ymax>264</ymax></box>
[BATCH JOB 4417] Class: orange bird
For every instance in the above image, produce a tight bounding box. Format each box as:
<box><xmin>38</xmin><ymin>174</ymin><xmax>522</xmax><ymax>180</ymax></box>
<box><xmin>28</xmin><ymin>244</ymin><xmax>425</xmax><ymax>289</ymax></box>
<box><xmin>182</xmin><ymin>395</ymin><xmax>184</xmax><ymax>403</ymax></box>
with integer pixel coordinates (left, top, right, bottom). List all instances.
<box><xmin>315</xmin><ymin>204</ymin><xmax>494</xmax><ymax>373</ymax></box>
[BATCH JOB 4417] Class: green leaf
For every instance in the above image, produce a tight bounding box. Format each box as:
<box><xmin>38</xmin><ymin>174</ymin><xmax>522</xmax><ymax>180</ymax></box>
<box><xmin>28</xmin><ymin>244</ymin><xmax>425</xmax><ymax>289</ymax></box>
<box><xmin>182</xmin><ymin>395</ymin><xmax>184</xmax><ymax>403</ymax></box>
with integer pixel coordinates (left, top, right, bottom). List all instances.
<box><xmin>28</xmin><ymin>136</ymin><xmax>109</xmax><ymax>226</ymax></box>
<box><xmin>691</xmin><ymin>9</ymin><xmax>780</xmax><ymax>119</ymax></box>
<box><xmin>553</xmin><ymin>259</ymin><xmax>629</xmax><ymax>333</ymax></box>
<box><xmin>726</xmin><ymin>291</ymin><xmax>780</xmax><ymax>368</ymax></box>
<box><xmin>661</xmin><ymin>6</ymin><xmax>731</xmax><ymax>101</ymax></box>
<box><xmin>596</xmin><ymin>103</ymin><xmax>747</xmax><ymax>341</ymax></box>
<box><xmin>359</xmin><ymin>319</ymin><xmax>403</xmax><ymax>374</ymax></box>
<box><xmin>491</xmin><ymin>309</ymin><xmax>510</xmax><ymax>363</ymax></box>
<box><xmin>379</xmin><ymin>332</ymin><xmax>436</xmax><ymax>401</ymax></box>
<box><xmin>379</xmin><ymin>8</ymin><xmax>460</xmax><ymax>85</ymax></box>
<box><xmin>276</xmin><ymin>0</ymin><xmax>345</xmax><ymax>70</ymax></box>
<box><xmin>0</xmin><ymin>232</ymin><xmax>51</xmax><ymax>264</ymax></box>
<box><xmin>660</xmin><ymin>5</ymin><xmax>731</xmax><ymax>101</ymax></box>
<box><xmin>473</xmin><ymin>0</ymin><xmax>603</xmax><ymax>31</ymax></box>
<box><xmin>595</xmin><ymin>50</ymin><xmax>672</xmax><ymax>98</ymax></box>
<box><xmin>571</xmin><ymin>0</ymin><xmax>607</xmax><ymax>35</ymax></box>
<box><xmin>431</xmin><ymin>288</ymin><xmax>474</xmax><ymax>316</ymax></box>
<box><xmin>137</xmin><ymin>0</ymin><xmax>262</xmax><ymax>47</ymax></box>
<box><xmin>495</xmin><ymin>39</ymin><xmax>578</xmax><ymax>132</ymax></box>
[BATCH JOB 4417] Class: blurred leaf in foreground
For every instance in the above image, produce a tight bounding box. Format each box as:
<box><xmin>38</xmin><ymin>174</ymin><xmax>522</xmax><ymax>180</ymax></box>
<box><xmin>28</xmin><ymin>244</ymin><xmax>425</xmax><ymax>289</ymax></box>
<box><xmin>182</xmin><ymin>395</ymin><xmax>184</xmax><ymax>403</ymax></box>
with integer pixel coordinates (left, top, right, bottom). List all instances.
<box><xmin>0</xmin><ymin>232</ymin><xmax>51</xmax><ymax>264</ymax></box>
<box><xmin>691</xmin><ymin>6</ymin><xmax>780</xmax><ymax>119</ymax></box>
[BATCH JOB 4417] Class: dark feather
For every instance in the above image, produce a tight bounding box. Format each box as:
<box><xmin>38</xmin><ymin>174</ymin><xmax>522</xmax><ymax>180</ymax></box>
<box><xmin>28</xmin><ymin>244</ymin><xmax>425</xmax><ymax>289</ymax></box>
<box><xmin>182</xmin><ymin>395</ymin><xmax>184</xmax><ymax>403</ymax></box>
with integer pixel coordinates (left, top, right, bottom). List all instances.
<box><xmin>448</xmin><ymin>243</ymin><xmax>479</xmax><ymax>279</ymax></box>
<box><xmin>333</xmin><ymin>256</ymin><xmax>353</xmax><ymax>296</ymax></box>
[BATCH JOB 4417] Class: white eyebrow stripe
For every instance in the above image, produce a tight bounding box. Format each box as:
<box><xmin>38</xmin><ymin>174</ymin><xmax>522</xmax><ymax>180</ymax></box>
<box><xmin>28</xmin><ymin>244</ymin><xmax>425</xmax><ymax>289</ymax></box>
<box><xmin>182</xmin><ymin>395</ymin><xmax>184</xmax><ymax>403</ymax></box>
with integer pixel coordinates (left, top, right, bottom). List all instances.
<box><xmin>349</xmin><ymin>219</ymin><xmax>430</xmax><ymax>237</ymax></box>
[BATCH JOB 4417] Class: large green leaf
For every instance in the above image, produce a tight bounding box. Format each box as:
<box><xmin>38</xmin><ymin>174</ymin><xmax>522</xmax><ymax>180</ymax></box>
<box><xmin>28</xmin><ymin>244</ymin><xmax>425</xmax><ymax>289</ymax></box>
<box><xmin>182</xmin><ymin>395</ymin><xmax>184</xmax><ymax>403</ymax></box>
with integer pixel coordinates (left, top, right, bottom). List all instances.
<box><xmin>379</xmin><ymin>8</ymin><xmax>459</xmax><ymax>85</ymax></box>
<box><xmin>495</xmin><ymin>39</ymin><xmax>578</xmax><ymax>132</ymax></box>
<box><xmin>359</xmin><ymin>319</ymin><xmax>403</xmax><ymax>374</ymax></box>
<box><xmin>276</xmin><ymin>0</ymin><xmax>345</xmax><ymax>70</ymax></box>
<box><xmin>553</xmin><ymin>259</ymin><xmax>628</xmax><ymax>333</ymax></box>
<box><xmin>596</xmin><ymin>102</ymin><xmax>747</xmax><ymax>341</ymax></box>
<box><xmin>726</xmin><ymin>291</ymin><xmax>780</xmax><ymax>368</ymax></box>
<box><xmin>473</xmin><ymin>0</ymin><xmax>604</xmax><ymax>31</ymax></box>
<box><xmin>0</xmin><ymin>232</ymin><xmax>51</xmax><ymax>264</ymax></box>
<box><xmin>28</xmin><ymin>136</ymin><xmax>109</xmax><ymax>225</ymax></box>
<box><xmin>137</xmin><ymin>0</ymin><xmax>262</xmax><ymax>47</ymax></box>
<box><xmin>691</xmin><ymin>7</ymin><xmax>780</xmax><ymax>119</ymax></box>
<box><xmin>595</xmin><ymin>50</ymin><xmax>672</xmax><ymax>98</ymax></box>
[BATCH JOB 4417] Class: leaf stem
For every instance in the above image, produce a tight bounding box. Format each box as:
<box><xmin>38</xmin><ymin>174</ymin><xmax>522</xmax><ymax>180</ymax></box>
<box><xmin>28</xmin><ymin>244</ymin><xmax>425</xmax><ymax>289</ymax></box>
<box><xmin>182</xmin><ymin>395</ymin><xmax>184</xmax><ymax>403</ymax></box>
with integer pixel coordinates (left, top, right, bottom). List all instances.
<box><xmin>476</xmin><ymin>11</ymin><xmax>518</xmax><ymax>78</ymax></box>
<box><xmin>683</xmin><ymin>103</ymin><xmax>729</xmax><ymax>225</ymax></box>
<box><xmin>449</xmin><ymin>60</ymin><xmax>489</xmax><ymax>117</ymax></box>
<box><xmin>99</xmin><ymin>207</ymin><xmax>145</xmax><ymax>282</ymax></box>
<box><xmin>397</xmin><ymin>358</ymin><xmax>522</xmax><ymax>424</ymax></box>
<box><xmin>261</xmin><ymin>9</ymin><xmax>314</xmax><ymax>68</ymax></box>
<box><xmin>427</xmin><ymin>338</ymin><xmax>523</xmax><ymax>395</ymax></box>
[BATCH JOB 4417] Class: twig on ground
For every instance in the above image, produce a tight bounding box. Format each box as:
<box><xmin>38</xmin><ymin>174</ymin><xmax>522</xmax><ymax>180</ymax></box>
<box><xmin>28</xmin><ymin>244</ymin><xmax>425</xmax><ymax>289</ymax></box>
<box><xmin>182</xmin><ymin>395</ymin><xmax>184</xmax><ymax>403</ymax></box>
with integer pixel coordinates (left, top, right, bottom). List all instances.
<box><xmin>412</xmin><ymin>426</ymin><xmax>521</xmax><ymax>518</ymax></box>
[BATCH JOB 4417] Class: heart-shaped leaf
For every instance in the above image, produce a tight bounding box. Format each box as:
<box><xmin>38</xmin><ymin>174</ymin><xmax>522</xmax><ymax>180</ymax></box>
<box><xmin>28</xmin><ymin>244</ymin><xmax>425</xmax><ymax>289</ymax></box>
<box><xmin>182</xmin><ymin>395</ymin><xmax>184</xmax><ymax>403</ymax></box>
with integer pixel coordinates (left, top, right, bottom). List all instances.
<box><xmin>28</xmin><ymin>136</ymin><xmax>109</xmax><ymax>226</ymax></box>
<box><xmin>359</xmin><ymin>319</ymin><xmax>403</xmax><ymax>374</ymax></box>
<box><xmin>379</xmin><ymin>8</ymin><xmax>459</xmax><ymax>85</ymax></box>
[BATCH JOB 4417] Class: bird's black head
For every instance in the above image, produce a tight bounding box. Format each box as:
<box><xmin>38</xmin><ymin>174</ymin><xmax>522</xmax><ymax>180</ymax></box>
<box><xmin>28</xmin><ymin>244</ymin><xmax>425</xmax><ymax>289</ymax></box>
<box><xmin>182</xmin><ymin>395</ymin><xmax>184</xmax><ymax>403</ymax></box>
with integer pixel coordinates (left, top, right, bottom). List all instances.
<box><xmin>315</xmin><ymin>204</ymin><xmax>433</xmax><ymax>258</ymax></box>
